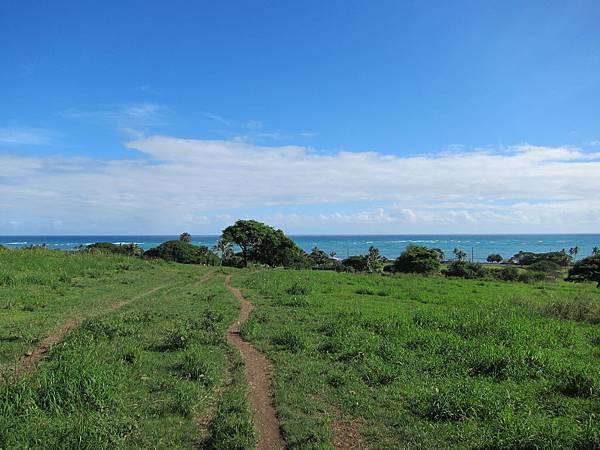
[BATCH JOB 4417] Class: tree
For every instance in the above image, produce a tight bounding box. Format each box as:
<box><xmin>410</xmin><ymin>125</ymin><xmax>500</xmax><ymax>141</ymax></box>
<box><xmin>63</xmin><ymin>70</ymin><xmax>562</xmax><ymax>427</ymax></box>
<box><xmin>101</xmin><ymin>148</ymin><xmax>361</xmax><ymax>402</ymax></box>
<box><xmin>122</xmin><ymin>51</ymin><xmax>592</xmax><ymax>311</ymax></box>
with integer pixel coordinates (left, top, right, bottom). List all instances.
<box><xmin>486</xmin><ymin>254</ymin><xmax>503</xmax><ymax>263</ymax></box>
<box><xmin>432</xmin><ymin>248</ymin><xmax>445</xmax><ymax>261</ymax></box>
<box><xmin>566</xmin><ymin>254</ymin><xmax>600</xmax><ymax>288</ymax></box>
<box><xmin>220</xmin><ymin>219</ymin><xmax>307</xmax><ymax>267</ymax></box>
<box><xmin>568</xmin><ymin>246</ymin><xmax>579</xmax><ymax>259</ymax></box>
<box><xmin>213</xmin><ymin>238</ymin><xmax>233</xmax><ymax>260</ymax></box>
<box><xmin>453</xmin><ymin>248</ymin><xmax>467</xmax><ymax>262</ymax></box>
<box><xmin>308</xmin><ymin>247</ymin><xmax>331</xmax><ymax>266</ymax></box>
<box><xmin>393</xmin><ymin>245</ymin><xmax>442</xmax><ymax>274</ymax></box>
<box><xmin>221</xmin><ymin>220</ymin><xmax>268</xmax><ymax>266</ymax></box>
<box><xmin>593</xmin><ymin>247</ymin><xmax>600</xmax><ymax>256</ymax></box>
<box><xmin>179</xmin><ymin>232</ymin><xmax>192</xmax><ymax>243</ymax></box>
<box><xmin>308</xmin><ymin>247</ymin><xmax>341</xmax><ymax>270</ymax></box>
<box><xmin>365</xmin><ymin>246</ymin><xmax>385</xmax><ymax>273</ymax></box>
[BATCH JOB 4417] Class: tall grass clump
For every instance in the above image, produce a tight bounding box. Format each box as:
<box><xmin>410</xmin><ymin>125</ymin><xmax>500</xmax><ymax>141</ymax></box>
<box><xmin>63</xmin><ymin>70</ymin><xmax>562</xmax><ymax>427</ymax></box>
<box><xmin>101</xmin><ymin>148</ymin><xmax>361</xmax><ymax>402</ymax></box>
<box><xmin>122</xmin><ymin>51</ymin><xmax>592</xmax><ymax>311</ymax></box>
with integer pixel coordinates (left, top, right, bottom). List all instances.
<box><xmin>541</xmin><ymin>295</ymin><xmax>600</xmax><ymax>324</ymax></box>
<box><xmin>177</xmin><ymin>345</ymin><xmax>221</xmax><ymax>386</ymax></box>
<box><xmin>286</xmin><ymin>280</ymin><xmax>311</xmax><ymax>295</ymax></box>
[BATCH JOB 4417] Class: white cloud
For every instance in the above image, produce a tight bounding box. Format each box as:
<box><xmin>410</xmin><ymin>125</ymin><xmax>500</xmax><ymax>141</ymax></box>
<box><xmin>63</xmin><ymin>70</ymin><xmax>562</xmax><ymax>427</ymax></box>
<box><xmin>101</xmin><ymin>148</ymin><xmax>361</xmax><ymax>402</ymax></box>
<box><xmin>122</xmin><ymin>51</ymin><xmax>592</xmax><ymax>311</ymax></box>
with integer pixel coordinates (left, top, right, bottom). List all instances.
<box><xmin>0</xmin><ymin>127</ymin><xmax>54</xmax><ymax>146</ymax></box>
<box><xmin>2</xmin><ymin>136</ymin><xmax>600</xmax><ymax>233</ymax></box>
<box><xmin>201</xmin><ymin>112</ymin><xmax>231</xmax><ymax>126</ymax></box>
<box><xmin>61</xmin><ymin>103</ymin><xmax>167</xmax><ymax>127</ymax></box>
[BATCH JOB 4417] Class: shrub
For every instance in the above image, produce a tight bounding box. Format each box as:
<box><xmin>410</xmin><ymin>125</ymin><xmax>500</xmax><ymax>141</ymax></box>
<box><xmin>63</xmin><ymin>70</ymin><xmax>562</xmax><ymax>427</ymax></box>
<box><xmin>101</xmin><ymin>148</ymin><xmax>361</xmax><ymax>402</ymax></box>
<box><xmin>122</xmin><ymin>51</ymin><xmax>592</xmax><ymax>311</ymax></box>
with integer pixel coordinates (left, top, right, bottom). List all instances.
<box><xmin>144</xmin><ymin>240</ymin><xmax>219</xmax><ymax>265</ymax></box>
<box><xmin>221</xmin><ymin>254</ymin><xmax>246</xmax><ymax>268</ymax></box>
<box><xmin>392</xmin><ymin>245</ymin><xmax>442</xmax><ymax>274</ymax></box>
<box><xmin>528</xmin><ymin>260</ymin><xmax>562</xmax><ymax>274</ymax></box>
<box><xmin>308</xmin><ymin>247</ymin><xmax>340</xmax><ymax>270</ymax></box>
<box><xmin>83</xmin><ymin>242</ymin><xmax>144</xmax><ymax>257</ymax></box>
<box><xmin>517</xmin><ymin>271</ymin><xmax>546</xmax><ymax>283</ymax></box>
<box><xmin>566</xmin><ymin>254</ymin><xmax>600</xmax><ymax>288</ymax></box>
<box><xmin>444</xmin><ymin>261</ymin><xmax>488</xmax><ymax>279</ymax></box>
<box><xmin>495</xmin><ymin>266</ymin><xmax>520</xmax><ymax>281</ymax></box>
<box><xmin>342</xmin><ymin>255</ymin><xmax>369</xmax><ymax>272</ymax></box>
<box><xmin>511</xmin><ymin>251</ymin><xmax>572</xmax><ymax>267</ymax></box>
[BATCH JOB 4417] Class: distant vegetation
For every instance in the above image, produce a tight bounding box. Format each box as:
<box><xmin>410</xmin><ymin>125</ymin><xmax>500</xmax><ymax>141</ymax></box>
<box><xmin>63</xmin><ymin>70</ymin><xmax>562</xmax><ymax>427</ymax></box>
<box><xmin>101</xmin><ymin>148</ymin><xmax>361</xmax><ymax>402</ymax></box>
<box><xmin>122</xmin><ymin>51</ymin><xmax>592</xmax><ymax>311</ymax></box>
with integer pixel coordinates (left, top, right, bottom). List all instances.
<box><xmin>511</xmin><ymin>250</ymin><xmax>572</xmax><ymax>267</ymax></box>
<box><xmin>567</xmin><ymin>254</ymin><xmax>600</xmax><ymax>288</ymax></box>
<box><xmin>391</xmin><ymin>245</ymin><xmax>442</xmax><ymax>274</ymax></box>
<box><xmin>81</xmin><ymin>242</ymin><xmax>144</xmax><ymax>257</ymax></box>
<box><xmin>144</xmin><ymin>238</ymin><xmax>219</xmax><ymax>266</ymax></box>
<box><xmin>486</xmin><ymin>253</ymin><xmax>503</xmax><ymax>263</ymax></box>
<box><xmin>2</xmin><ymin>219</ymin><xmax>599</xmax><ymax>288</ymax></box>
<box><xmin>221</xmin><ymin>219</ymin><xmax>307</xmax><ymax>268</ymax></box>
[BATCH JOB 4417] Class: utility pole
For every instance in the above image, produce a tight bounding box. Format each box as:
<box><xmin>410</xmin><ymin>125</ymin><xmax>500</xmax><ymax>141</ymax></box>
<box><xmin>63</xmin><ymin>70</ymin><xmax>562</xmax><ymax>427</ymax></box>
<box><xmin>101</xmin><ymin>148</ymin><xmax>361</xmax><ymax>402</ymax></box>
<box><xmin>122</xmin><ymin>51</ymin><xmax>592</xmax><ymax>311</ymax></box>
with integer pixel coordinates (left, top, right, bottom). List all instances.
<box><xmin>471</xmin><ymin>247</ymin><xmax>474</xmax><ymax>263</ymax></box>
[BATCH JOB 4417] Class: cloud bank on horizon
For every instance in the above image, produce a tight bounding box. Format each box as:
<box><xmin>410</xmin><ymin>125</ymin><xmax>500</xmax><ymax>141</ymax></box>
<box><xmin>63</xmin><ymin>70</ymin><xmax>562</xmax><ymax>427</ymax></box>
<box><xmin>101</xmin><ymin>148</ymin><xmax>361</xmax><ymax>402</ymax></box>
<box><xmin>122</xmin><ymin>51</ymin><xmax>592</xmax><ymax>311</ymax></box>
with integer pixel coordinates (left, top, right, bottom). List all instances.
<box><xmin>1</xmin><ymin>135</ymin><xmax>599</xmax><ymax>234</ymax></box>
<box><xmin>2</xmin><ymin>2</ymin><xmax>600</xmax><ymax>234</ymax></box>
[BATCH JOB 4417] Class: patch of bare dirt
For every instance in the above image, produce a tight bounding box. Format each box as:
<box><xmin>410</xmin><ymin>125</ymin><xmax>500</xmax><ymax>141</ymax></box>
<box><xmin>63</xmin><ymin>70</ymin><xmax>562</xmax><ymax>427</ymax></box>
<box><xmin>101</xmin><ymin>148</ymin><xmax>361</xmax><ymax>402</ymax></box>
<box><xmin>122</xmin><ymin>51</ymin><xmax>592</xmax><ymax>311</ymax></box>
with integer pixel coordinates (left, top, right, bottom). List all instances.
<box><xmin>331</xmin><ymin>414</ymin><xmax>369</xmax><ymax>450</ymax></box>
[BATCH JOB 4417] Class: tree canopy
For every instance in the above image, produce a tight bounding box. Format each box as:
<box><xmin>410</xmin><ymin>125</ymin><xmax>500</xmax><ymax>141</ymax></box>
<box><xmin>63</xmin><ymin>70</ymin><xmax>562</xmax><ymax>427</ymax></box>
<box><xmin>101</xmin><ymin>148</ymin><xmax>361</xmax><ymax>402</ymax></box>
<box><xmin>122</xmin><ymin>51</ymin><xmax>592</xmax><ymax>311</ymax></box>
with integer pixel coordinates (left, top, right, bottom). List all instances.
<box><xmin>365</xmin><ymin>246</ymin><xmax>385</xmax><ymax>273</ymax></box>
<box><xmin>486</xmin><ymin>254</ymin><xmax>503</xmax><ymax>263</ymax></box>
<box><xmin>453</xmin><ymin>248</ymin><xmax>467</xmax><ymax>262</ymax></box>
<box><xmin>393</xmin><ymin>245</ymin><xmax>441</xmax><ymax>274</ymax></box>
<box><xmin>221</xmin><ymin>219</ymin><xmax>307</xmax><ymax>268</ymax></box>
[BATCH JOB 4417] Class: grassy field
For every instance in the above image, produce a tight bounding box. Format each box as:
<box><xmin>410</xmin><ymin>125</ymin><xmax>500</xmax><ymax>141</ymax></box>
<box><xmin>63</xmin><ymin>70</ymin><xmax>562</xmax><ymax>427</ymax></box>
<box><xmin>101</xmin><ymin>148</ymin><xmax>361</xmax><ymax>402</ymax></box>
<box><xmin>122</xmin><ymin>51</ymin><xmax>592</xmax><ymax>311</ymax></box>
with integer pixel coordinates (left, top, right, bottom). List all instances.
<box><xmin>0</xmin><ymin>250</ymin><xmax>254</xmax><ymax>449</ymax></box>
<box><xmin>236</xmin><ymin>270</ymin><xmax>600</xmax><ymax>449</ymax></box>
<box><xmin>1</xmin><ymin>249</ymin><xmax>599</xmax><ymax>449</ymax></box>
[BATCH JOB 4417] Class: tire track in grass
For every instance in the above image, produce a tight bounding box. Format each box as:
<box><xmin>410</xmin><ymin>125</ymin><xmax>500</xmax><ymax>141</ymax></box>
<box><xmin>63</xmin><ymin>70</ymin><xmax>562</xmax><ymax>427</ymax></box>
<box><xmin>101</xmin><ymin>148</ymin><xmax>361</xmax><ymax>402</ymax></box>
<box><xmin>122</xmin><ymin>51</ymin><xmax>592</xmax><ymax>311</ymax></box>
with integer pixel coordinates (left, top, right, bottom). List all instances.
<box><xmin>224</xmin><ymin>274</ymin><xmax>285</xmax><ymax>450</ymax></box>
<box><xmin>6</xmin><ymin>269</ymin><xmax>216</xmax><ymax>376</ymax></box>
<box><xmin>7</xmin><ymin>285</ymin><xmax>166</xmax><ymax>375</ymax></box>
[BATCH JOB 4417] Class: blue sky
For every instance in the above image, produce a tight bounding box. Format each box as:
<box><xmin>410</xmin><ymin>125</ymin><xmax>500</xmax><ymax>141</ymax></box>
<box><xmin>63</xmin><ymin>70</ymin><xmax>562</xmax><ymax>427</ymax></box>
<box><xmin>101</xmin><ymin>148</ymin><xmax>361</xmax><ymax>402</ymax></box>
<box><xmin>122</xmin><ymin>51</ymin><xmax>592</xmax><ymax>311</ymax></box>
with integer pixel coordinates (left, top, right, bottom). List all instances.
<box><xmin>1</xmin><ymin>1</ymin><xmax>600</xmax><ymax>234</ymax></box>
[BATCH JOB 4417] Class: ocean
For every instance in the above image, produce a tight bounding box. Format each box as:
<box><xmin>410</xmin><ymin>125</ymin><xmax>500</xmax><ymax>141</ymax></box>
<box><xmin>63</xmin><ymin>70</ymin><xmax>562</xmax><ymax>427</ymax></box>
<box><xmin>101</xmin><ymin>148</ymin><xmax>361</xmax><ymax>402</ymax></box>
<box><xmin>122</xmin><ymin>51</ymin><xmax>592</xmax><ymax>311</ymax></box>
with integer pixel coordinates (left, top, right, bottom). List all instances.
<box><xmin>1</xmin><ymin>234</ymin><xmax>599</xmax><ymax>262</ymax></box>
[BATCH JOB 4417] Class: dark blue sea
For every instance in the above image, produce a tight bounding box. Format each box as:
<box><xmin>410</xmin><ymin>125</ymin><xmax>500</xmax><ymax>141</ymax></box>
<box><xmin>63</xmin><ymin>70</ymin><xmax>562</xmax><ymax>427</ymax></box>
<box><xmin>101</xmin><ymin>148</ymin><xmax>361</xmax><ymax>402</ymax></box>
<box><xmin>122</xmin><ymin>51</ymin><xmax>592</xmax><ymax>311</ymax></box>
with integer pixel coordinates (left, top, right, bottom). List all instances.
<box><xmin>1</xmin><ymin>234</ymin><xmax>599</xmax><ymax>261</ymax></box>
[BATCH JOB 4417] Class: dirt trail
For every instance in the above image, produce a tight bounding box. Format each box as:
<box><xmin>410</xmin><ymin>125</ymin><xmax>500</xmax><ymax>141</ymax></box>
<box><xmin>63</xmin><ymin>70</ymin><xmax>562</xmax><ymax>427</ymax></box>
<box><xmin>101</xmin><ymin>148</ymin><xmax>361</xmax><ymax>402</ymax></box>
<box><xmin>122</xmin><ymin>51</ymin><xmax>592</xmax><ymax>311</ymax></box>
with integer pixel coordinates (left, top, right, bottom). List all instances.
<box><xmin>225</xmin><ymin>274</ymin><xmax>285</xmax><ymax>450</ymax></box>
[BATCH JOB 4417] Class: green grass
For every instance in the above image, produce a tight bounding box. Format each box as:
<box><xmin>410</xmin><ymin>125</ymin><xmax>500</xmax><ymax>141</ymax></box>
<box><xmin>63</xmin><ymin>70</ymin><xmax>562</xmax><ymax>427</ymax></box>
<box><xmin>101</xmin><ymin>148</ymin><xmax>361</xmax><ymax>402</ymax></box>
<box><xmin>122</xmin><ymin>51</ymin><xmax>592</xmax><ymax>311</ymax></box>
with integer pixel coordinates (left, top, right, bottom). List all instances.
<box><xmin>0</xmin><ymin>250</ymin><xmax>254</xmax><ymax>449</ymax></box>
<box><xmin>2</xmin><ymin>249</ymin><xmax>599</xmax><ymax>449</ymax></box>
<box><xmin>237</xmin><ymin>270</ymin><xmax>600</xmax><ymax>449</ymax></box>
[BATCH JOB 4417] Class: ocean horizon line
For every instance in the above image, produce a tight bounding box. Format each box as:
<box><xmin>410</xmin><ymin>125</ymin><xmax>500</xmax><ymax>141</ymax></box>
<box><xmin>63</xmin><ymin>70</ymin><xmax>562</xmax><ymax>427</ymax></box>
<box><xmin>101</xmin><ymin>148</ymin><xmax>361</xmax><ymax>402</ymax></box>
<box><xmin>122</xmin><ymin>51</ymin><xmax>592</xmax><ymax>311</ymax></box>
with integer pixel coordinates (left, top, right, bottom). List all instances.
<box><xmin>1</xmin><ymin>232</ymin><xmax>600</xmax><ymax>237</ymax></box>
